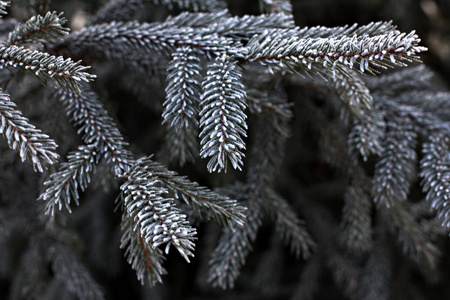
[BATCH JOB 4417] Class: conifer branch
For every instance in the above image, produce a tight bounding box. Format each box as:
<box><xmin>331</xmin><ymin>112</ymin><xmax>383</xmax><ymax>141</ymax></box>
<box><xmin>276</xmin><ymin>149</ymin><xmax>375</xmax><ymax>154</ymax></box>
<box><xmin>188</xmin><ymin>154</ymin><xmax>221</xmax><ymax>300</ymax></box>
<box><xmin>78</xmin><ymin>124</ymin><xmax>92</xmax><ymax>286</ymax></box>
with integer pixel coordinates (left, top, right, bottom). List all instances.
<box><xmin>420</xmin><ymin>133</ymin><xmax>450</xmax><ymax>231</ymax></box>
<box><xmin>330</xmin><ymin>69</ymin><xmax>386</xmax><ymax>160</ymax></box>
<box><xmin>164</xmin><ymin>10</ymin><xmax>294</xmax><ymax>36</ymax></box>
<box><xmin>163</xmin><ymin>46</ymin><xmax>201</xmax><ymax>164</ymax></box>
<box><xmin>40</xmin><ymin>145</ymin><xmax>100</xmax><ymax>215</ymax></box>
<box><xmin>245</xmin><ymin>28</ymin><xmax>426</xmax><ymax>76</ymax></box>
<box><xmin>0</xmin><ymin>1</ymin><xmax>447</xmax><ymax>297</ymax></box>
<box><xmin>0</xmin><ymin>89</ymin><xmax>58</xmax><ymax>172</ymax></box>
<box><xmin>203</xmin><ymin>12</ymin><xmax>295</xmax><ymax>38</ymax></box>
<box><xmin>265</xmin><ymin>189</ymin><xmax>315</xmax><ymax>259</ymax></box>
<box><xmin>366</xmin><ymin>65</ymin><xmax>435</xmax><ymax>96</ymax></box>
<box><xmin>165</xmin><ymin>9</ymin><xmax>230</xmax><ymax>28</ymax></box>
<box><xmin>8</xmin><ymin>11</ymin><xmax>69</xmax><ymax>46</ymax></box>
<box><xmin>330</xmin><ymin>69</ymin><xmax>373</xmax><ymax>117</ymax></box>
<box><xmin>48</xmin><ymin>242</ymin><xmax>105</xmax><ymax>300</ymax></box>
<box><xmin>291</xmin><ymin>255</ymin><xmax>322</xmax><ymax>300</ymax></box>
<box><xmin>348</xmin><ymin>109</ymin><xmax>385</xmax><ymax>161</ymax></box>
<box><xmin>199</xmin><ymin>54</ymin><xmax>247</xmax><ymax>172</ymax></box>
<box><xmin>121</xmin><ymin>156</ymin><xmax>197</xmax><ymax>262</ymax></box>
<box><xmin>163</xmin><ymin>125</ymin><xmax>199</xmax><ymax>165</ymax></box>
<box><xmin>302</xmin><ymin>97</ymin><xmax>372</xmax><ymax>191</ymax></box>
<box><xmin>298</xmin><ymin>21</ymin><xmax>396</xmax><ymax>39</ymax></box>
<box><xmin>246</xmin><ymin>110</ymin><xmax>291</xmax><ymax>189</ymax></box>
<box><xmin>57</xmin><ymin>88</ymin><xmax>133</xmax><ymax>174</ymax></box>
<box><xmin>139</xmin><ymin>159</ymin><xmax>247</xmax><ymax>227</ymax></box>
<box><xmin>120</xmin><ymin>213</ymin><xmax>167</xmax><ymax>285</ymax></box>
<box><xmin>0</xmin><ymin>1</ymin><xmax>9</xmax><ymax>17</ymax></box>
<box><xmin>61</xmin><ymin>21</ymin><xmax>237</xmax><ymax>61</ymax></box>
<box><xmin>326</xmin><ymin>249</ymin><xmax>361</xmax><ymax>298</ymax></box>
<box><xmin>340</xmin><ymin>185</ymin><xmax>373</xmax><ymax>253</ymax></box>
<box><xmin>359</xmin><ymin>242</ymin><xmax>391</xmax><ymax>300</ymax></box>
<box><xmin>372</xmin><ymin>120</ymin><xmax>417</xmax><ymax>207</ymax></box>
<box><xmin>381</xmin><ymin>201</ymin><xmax>440</xmax><ymax>272</ymax></box>
<box><xmin>388</xmin><ymin>91</ymin><xmax>450</xmax><ymax>119</ymax></box>
<box><xmin>0</xmin><ymin>45</ymin><xmax>95</xmax><ymax>93</ymax></box>
<box><xmin>377</xmin><ymin>96</ymin><xmax>450</xmax><ymax>137</ymax></box>
<box><xmin>208</xmin><ymin>185</ymin><xmax>262</xmax><ymax>289</ymax></box>
<box><xmin>40</xmin><ymin>88</ymin><xmax>132</xmax><ymax>215</ymax></box>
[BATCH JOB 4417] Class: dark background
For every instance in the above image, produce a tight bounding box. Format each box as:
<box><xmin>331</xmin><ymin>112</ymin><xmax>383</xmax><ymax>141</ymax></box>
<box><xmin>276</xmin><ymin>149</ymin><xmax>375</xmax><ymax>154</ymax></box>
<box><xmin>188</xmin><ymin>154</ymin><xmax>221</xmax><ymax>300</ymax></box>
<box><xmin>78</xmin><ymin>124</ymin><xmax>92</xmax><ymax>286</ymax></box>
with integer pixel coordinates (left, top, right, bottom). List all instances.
<box><xmin>2</xmin><ymin>0</ymin><xmax>450</xmax><ymax>299</ymax></box>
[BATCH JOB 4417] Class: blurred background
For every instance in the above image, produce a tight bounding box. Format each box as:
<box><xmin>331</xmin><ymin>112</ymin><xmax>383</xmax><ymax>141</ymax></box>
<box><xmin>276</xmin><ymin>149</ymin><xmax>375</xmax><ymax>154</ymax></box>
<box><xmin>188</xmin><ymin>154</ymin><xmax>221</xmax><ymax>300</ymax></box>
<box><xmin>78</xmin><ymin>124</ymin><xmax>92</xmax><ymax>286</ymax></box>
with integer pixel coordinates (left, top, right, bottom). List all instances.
<box><xmin>1</xmin><ymin>0</ymin><xmax>450</xmax><ymax>299</ymax></box>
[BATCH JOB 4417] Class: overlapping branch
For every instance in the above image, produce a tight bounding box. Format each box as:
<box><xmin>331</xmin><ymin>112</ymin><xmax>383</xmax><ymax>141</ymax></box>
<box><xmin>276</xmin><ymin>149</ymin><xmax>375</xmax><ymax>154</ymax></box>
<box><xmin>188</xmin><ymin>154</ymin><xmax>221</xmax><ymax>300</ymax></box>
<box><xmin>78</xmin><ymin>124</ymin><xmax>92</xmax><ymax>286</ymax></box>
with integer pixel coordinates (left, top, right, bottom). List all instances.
<box><xmin>420</xmin><ymin>134</ymin><xmax>450</xmax><ymax>232</ymax></box>
<box><xmin>121</xmin><ymin>157</ymin><xmax>197</xmax><ymax>262</ymax></box>
<box><xmin>163</xmin><ymin>46</ymin><xmax>202</xmax><ymax>164</ymax></box>
<box><xmin>372</xmin><ymin>120</ymin><xmax>417</xmax><ymax>207</ymax></box>
<box><xmin>199</xmin><ymin>54</ymin><xmax>247</xmax><ymax>172</ymax></box>
<box><xmin>0</xmin><ymin>89</ymin><xmax>58</xmax><ymax>172</ymax></box>
<box><xmin>245</xmin><ymin>28</ymin><xmax>426</xmax><ymax>76</ymax></box>
<box><xmin>139</xmin><ymin>159</ymin><xmax>247</xmax><ymax>227</ymax></box>
<box><xmin>8</xmin><ymin>11</ymin><xmax>69</xmax><ymax>45</ymax></box>
<box><xmin>0</xmin><ymin>45</ymin><xmax>95</xmax><ymax>92</ymax></box>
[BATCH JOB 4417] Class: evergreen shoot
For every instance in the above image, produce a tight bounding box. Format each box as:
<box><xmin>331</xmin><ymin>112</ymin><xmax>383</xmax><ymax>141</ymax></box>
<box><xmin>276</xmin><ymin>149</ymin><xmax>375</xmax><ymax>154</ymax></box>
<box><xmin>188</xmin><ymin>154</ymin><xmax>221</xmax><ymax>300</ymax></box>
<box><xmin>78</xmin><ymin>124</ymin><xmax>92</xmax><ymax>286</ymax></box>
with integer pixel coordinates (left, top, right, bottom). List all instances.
<box><xmin>1</xmin><ymin>0</ymin><xmax>450</xmax><ymax>299</ymax></box>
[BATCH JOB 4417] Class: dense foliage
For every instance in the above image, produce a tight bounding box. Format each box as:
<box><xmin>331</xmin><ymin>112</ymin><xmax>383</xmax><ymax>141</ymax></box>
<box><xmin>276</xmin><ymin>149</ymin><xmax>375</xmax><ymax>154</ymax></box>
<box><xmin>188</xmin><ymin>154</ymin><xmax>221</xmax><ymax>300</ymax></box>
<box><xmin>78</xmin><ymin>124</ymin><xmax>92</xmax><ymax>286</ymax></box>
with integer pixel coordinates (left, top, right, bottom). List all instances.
<box><xmin>1</xmin><ymin>0</ymin><xmax>450</xmax><ymax>299</ymax></box>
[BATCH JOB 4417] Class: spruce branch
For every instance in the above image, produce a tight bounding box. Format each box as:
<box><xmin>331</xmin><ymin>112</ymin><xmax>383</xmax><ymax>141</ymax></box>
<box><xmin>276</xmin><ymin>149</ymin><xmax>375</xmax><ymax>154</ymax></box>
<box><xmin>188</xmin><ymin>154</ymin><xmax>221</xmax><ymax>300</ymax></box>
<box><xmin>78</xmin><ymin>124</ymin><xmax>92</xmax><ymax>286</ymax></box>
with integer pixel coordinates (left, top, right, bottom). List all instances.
<box><xmin>245</xmin><ymin>28</ymin><xmax>427</xmax><ymax>76</ymax></box>
<box><xmin>121</xmin><ymin>156</ymin><xmax>197</xmax><ymax>262</ymax></box>
<box><xmin>0</xmin><ymin>89</ymin><xmax>58</xmax><ymax>172</ymax></box>
<box><xmin>302</xmin><ymin>97</ymin><xmax>372</xmax><ymax>191</ymax></box>
<box><xmin>381</xmin><ymin>201</ymin><xmax>440</xmax><ymax>273</ymax></box>
<box><xmin>377</xmin><ymin>96</ymin><xmax>450</xmax><ymax>137</ymax></box>
<box><xmin>420</xmin><ymin>133</ymin><xmax>450</xmax><ymax>232</ymax></box>
<box><xmin>359</xmin><ymin>242</ymin><xmax>391</xmax><ymax>300</ymax></box>
<box><xmin>139</xmin><ymin>159</ymin><xmax>247</xmax><ymax>227</ymax></box>
<box><xmin>348</xmin><ymin>108</ymin><xmax>385</xmax><ymax>161</ymax></box>
<box><xmin>0</xmin><ymin>45</ymin><xmax>95</xmax><ymax>93</ymax></box>
<box><xmin>376</xmin><ymin>91</ymin><xmax>450</xmax><ymax>135</ymax></box>
<box><xmin>164</xmin><ymin>10</ymin><xmax>294</xmax><ymax>35</ymax></box>
<box><xmin>163</xmin><ymin>46</ymin><xmax>201</xmax><ymax>164</ymax></box>
<box><xmin>40</xmin><ymin>88</ymin><xmax>133</xmax><ymax>215</ymax></box>
<box><xmin>163</xmin><ymin>125</ymin><xmax>199</xmax><ymax>165</ymax></box>
<box><xmin>202</xmin><ymin>12</ymin><xmax>295</xmax><ymax>38</ymax></box>
<box><xmin>61</xmin><ymin>20</ymin><xmax>237</xmax><ymax>61</ymax></box>
<box><xmin>290</xmin><ymin>255</ymin><xmax>322</xmax><ymax>300</ymax></box>
<box><xmin>246</xmin><ymin>111</ymin><xmax>291</xmax><ymax>187</ymax></box>
<box><xmin>9</xmin><ymin>237</ymin><xmax>49</xmax><ymax>299</ymax></box>
<box><xmin>366</xmin><ymin>65</ymin><xmax>436</xmax><ymax>96</ymax></box>
<box><xmin>48</xmin><ymin>241</ymin><xmax>105</xmax><ymax>300</ymax></box>
<box><xmin>330</xmin><ymin>69</ymin><xmax>373</xmax><ymax>117</ymax></box>
<box><xmin>0</xmin><ymin>1</ymin><xmax>9</xmax><ymax>17</ymax></box>
<box><xmin>57</xmin><ymin>88</ymin><xmax>132</xmax><ymax>174</ymax></box>
<box><xmin>165</xmin><ymin>9</ymin><xmax>230</xmax><ymax>28</ymax></box>
<box><xmin>340</xmin><ymin>185</ymin><xmax>373</xmax><ymax>253</ymax></box>
<box><xmin>120</xmin><ymin>213</ymin><xmax>167</xmax><ymax>285</ymax></box>
<box><xmin>39</xmin><ymin>145</ymin><xmax>101</xmax><ymax>215</ymax></box>
<box><xmin>298</xmin><ymin>21</ymin><xmax>397</xmax><ymax>39</ymax></box>
<box><xmin>265</xmin><ymin>188</ymin><xmax>315</xmax><ymax>259</ymax></box>
<box><xmin>208</xmin><ymin>185</ymin><xmax>263</xmax><ymax>289</ymax></box>
<box><xmin>8</xmin><ymin>11</ymin><xmax>69</xmax><ymax>46</ymax></box>
<box><xmin>326</xmin><ymin>249</ymin><xmax>361</xmax><ymax>299</ymax></box>
<box><xmin>372</xmin><ymin>120</ymin><xmax>417</xmax><ymax>208</ymax></box>
<box><xmin>199</xmin><ymin>54</ymin><xmax>247</xmax><ymax>172</ymax></box>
